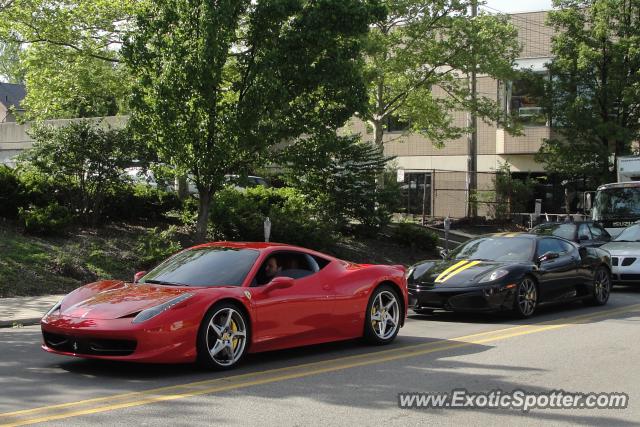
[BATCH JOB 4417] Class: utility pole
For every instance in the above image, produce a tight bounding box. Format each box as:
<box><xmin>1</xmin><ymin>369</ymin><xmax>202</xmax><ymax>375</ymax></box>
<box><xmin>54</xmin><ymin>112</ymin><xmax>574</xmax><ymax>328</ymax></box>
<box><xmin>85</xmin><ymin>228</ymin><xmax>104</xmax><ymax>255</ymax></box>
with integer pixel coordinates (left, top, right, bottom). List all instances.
<box><xmin>467</xmin><ymin>0</ymin><xmax>478</xmax><ymax>218</ymax></box>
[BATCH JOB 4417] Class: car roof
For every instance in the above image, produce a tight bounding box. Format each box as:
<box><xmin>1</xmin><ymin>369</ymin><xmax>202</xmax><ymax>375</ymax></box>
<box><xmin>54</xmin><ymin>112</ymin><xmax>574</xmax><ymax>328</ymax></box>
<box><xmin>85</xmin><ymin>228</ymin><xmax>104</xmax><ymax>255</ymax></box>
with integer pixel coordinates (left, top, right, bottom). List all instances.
<box><xmin>187</xmin><ymin>242</ymin><xmax>335</xmax><ymax>258</ymax></box>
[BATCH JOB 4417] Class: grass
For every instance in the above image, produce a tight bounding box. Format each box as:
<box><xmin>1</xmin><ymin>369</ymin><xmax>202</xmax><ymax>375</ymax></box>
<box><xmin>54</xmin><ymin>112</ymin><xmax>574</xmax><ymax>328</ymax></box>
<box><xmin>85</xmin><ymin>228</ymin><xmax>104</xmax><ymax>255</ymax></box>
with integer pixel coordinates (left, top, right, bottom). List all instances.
<box><xmin>0</xmin><ymin>221</ymin><xmax>439</xmax><ymax>298</ymax></box>
<box><xmin>0</xmin><ymin>221</ymin><xmax>146</xmax><ymax>297</ymax></box>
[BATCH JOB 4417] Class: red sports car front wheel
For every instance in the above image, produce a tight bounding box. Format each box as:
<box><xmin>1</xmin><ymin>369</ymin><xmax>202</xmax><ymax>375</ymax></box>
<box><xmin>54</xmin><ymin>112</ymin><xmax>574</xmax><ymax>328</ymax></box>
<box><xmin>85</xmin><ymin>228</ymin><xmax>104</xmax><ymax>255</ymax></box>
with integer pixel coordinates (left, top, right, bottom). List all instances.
<box><xmin>197</xmin><ymin>303</ymin><xmax>250</xmax><ymax>370</ymax></box>
<box><xmin>363</xmin><ymin>285</ymin><xmax>401</xmax><ymax>345</ymax></box>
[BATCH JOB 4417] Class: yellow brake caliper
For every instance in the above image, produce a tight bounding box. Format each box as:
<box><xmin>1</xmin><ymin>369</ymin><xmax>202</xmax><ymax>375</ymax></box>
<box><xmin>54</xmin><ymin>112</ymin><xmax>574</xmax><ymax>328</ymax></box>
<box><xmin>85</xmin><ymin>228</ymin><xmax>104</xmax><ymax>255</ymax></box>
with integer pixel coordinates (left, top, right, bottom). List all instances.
<box><xmin>231</xmin><ymin>319</ymin><xmax>239</xmax><ymax>351</ymax></box>
<box><xmin>371</xmin><ymin>306</ymin><xmax>378</xmax><ymax>328</ymax></box>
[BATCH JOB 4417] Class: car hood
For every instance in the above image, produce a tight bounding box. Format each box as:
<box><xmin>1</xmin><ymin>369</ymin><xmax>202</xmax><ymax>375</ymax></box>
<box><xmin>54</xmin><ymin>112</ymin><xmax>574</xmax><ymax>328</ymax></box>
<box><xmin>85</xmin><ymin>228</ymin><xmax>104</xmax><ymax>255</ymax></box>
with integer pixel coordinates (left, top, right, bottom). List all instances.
<box><xmin>60</xmin><ymin>281</ymin><xmax>192</xmax><ymax>320</ymax></box>
<box><xmin>600</xmin><ymin>241</ymin><xmax>640</xmax><ymax>256</ymax></box>
<box><xmin>415</xmin><ymin>259</ymin><xmax>513</xmax><ymax>288</ymax></box>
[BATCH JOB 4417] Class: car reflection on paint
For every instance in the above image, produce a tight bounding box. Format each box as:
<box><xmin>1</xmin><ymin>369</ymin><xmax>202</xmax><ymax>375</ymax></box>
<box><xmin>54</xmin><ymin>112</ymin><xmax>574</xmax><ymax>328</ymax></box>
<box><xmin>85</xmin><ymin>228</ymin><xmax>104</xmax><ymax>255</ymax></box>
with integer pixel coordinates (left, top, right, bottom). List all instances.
<box><xmin>407</xmin><ymin>233</ymin><xmax>612</xmax><ymax>318</ymax></box>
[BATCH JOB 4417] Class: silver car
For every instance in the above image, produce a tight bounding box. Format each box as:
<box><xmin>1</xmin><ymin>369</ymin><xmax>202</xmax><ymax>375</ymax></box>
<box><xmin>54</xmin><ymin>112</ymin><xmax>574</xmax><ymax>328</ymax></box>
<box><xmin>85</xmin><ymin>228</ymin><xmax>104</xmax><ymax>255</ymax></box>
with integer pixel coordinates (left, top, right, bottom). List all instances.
<box><xmin>601</xmin><ymin>223</ymin><xmax>640</xmax><ymax>284</ymax></box>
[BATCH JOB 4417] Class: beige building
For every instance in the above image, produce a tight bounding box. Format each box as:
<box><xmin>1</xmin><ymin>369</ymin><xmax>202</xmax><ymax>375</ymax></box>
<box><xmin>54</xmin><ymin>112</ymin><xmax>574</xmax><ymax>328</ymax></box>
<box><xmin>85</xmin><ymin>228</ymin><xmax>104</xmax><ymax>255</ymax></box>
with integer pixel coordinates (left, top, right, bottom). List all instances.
<box><xmin>348</xmin><ymin>10</ymin><xmax>556</xmax><ymax>218</ymax></box>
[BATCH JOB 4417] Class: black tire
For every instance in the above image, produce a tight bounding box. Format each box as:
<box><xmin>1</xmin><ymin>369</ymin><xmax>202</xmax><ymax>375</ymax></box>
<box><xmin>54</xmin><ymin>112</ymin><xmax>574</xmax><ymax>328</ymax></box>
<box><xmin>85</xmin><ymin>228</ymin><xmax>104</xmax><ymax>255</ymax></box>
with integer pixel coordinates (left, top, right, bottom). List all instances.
<box><xmin>586</xmin><ymin>266</ymin><xmax>611</xmax><ymax>306</ymax></box>
<box><xmin>363</xmin><ymin>284</ymin><xmax>402</xmax><ymax>345</ymax></box>
<box><xmin>197</xmin><ymin>302</ymin><xmax>250</xmax><ymax>370</ymax></box>
<box><xmin>512</xmin><ymin>276</ymin><xmax>538</xmax><ymax>318</ymax></box>
<box><xmin>412</xmin><ymin>308</ymin><xmax>434</xmax><ymax>315</ymax></box>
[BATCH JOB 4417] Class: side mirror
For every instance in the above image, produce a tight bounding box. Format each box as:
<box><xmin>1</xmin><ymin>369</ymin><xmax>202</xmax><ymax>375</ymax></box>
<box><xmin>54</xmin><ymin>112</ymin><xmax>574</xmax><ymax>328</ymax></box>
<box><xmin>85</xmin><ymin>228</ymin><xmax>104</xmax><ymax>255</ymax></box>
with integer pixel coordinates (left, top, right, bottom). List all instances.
<box><xmin>133</xmin><ymin>271</ymin><xmax>147</xmax><ymax>283</ymax></box>
<box><xmin>440</xmin><ymin>249</ymin><xmax>449</xmax><ymax>260</ymax></box>
<box><xmin>579</xmin><ymin>235</ymin><xmax>590</xmax><ymax>241</ymax></box>
<box><xmin>538</xmin><ymin>252</ymin><xmax>559</xmax><ymax>263</ymax></box>
<box><xmin>264</xmin><ymin>276</ymin><xmax>294</xmax><ymax>293</ymax></box>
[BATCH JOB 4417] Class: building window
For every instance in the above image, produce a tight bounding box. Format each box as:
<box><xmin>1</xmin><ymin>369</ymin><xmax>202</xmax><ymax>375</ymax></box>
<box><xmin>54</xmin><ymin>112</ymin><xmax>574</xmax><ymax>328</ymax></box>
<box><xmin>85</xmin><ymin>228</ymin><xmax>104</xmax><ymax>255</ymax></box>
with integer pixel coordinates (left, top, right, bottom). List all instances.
<box><xmin>386</xmin><ymin>114</ymin><xmax>411</xmax><ymax>132</ymax></box>
<box><xmin>502</xmin><ymin>74</ymin><xmax>548</xmax><ymax>127</ymax></box>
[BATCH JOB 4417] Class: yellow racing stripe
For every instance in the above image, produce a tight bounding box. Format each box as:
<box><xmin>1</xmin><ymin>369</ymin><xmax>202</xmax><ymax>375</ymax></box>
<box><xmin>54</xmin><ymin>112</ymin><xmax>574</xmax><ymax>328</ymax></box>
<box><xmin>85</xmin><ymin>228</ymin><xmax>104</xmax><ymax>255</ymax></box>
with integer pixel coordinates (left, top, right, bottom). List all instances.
<box><xmin>437</xmin><ymin>260</ymin><xmax>482</xmax><ymax>283</ymax></box>
<box><xmin>434</xmin><ymin>260</ymin><xmax>468</xmax><ymax>283</ymax></box>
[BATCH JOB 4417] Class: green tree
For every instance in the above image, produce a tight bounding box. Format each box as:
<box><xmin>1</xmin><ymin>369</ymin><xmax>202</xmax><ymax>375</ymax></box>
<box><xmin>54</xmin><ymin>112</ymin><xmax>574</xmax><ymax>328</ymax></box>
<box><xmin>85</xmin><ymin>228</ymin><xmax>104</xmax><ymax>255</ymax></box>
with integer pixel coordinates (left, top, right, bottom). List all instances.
<box><xmin>20</xmin><ymin>121</ymin><xmax>141</xmax><ymax>224</ymax></box>
<box><xmin>0</xmin><ymin>0</ymin><xmax>140</xmax><ymax>119</ymax></box>
<box><xmin>362</xmin><ymin>0</ymin><xmax>521</xmax><ymax>149</ymax></box>
<box><xmin>123</xmin><ymin>0</ymin><xmax>380</xmax><ymax>240</ymax></box>
<box><xmin>0</xmin><ymin>39</ymin><xmax>25</xmax><ymax>83</ymax></box>
<box><xmin>279</xmin><ymin>133</ymin><xmax>400</xmax><ymax>231</ymax></box>
<box><xmin>536</xmin><ymin>0</ymin><xmax>640</xmax><ymax>185</ymax></box>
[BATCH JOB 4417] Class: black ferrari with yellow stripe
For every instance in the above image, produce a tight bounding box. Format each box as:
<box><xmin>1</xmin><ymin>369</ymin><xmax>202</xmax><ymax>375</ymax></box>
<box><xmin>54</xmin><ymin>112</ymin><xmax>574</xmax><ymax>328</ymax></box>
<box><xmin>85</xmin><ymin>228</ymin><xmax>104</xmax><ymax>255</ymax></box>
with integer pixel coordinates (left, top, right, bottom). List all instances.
<box><xmin>407</xmin><ymin>233</ymin><xmax>612</xmax><ymax>317</ymax></box>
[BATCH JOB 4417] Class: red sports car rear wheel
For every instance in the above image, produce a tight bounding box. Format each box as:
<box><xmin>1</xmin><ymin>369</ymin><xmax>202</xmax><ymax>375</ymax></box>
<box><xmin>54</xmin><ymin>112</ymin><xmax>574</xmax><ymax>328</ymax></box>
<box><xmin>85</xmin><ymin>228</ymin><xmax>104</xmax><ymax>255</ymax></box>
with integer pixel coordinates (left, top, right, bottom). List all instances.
<box><xmin>363</xmin><ymin>285</ymin><xmax>401</xmax><ymax>345</ymax></box>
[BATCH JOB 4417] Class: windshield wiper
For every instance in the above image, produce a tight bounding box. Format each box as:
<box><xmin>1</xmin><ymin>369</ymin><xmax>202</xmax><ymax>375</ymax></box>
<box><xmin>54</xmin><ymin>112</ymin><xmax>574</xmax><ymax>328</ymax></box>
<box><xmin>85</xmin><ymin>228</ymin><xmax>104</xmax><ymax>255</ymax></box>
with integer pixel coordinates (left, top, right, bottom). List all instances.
<box><xmin>142</xmin><ymin>279</ymin><xmax>190</xmax><ymax>287</ymax></box>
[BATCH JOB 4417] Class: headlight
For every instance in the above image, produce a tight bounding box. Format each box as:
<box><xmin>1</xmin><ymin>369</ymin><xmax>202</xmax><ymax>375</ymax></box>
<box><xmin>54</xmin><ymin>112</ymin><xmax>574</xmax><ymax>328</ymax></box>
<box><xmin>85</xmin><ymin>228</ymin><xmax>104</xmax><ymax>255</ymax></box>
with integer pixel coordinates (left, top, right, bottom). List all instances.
<box><xmin>479</xmin><ymin>269</ymin><xmax>509</xmax><ymax>283</ymax></box>
<box><xmin>132</xmin><ymin>293</ymin><xmax>193</xmax><ymax>324</ymax></box>
<box><xmin>44</xmin><ymin>300</ymin><xmax>63</xmax><ymax>317</ymax></box>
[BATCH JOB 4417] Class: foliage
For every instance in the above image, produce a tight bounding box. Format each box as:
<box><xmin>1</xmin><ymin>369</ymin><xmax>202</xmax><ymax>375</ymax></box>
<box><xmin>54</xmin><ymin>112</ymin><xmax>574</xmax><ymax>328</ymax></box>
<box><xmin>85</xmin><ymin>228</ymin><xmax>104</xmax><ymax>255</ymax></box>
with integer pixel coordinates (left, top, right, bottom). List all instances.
<box><xmin>0</xmin><ymin>39</ymin><xmax>24</xmax><ymax>83</ymax></box>
<box><xmin>279</xmin><ymin>133</ymin><xmax>401</xmax><ymax>232</ymax></box>
<box><xmin>491</xmin><ymin>163</ymin><xmax>536</xmax><ymax>219</ymax></box>
<box><xmin>362</xmin><ymin>0</ymin><xmax>521</xmax><ymax>148</ymax></box>
<box><xmin>536</xmin><ymin>0</ymin><xmax>640</xmax><ymax>184</ymax></box>
<box><xmin>102</xmin><ymin>184</ymin><xmax>181</xmax><ymax>223</ymax></box>
<box><xmin>0</xmin><ymin>165</ymin><xmax>21</xmax><ymax>218</ymax></box>
<box><xmin>19</xmin><ymin>121</ymin><xmax>142</xmax><ymax>224</ymax></box>
<box><xmin>0</xmin><ymin>0</ymin><xmax>140</xmax><ymax>120</ymax></box>
<box><xmin>123</xmin><ymin>0</ymin><xmax>381</xmax><ymax>240</ymax></box>
<box><xmin>209</xmin><ymin>186</ymin><xmax>335</xmax><ymax>249</ymax></box>
<box><xmin>135</xmin><ymin>226</ymin><xmax>182</xmax><ymax>268</ymax></box>
<box><xmin>19</xmin><ymin>43</ymin><xmax>130</xmax><ymax>120</ymax></box>
<box><xmin>390</xmin><ymin>221</ymin><xmax>438</xmax><ymax>251</ymax></box>
<box><xmin>18</xmin><ymin>202</ymin><xmax>73</xmax><ymax>235</ymax></box>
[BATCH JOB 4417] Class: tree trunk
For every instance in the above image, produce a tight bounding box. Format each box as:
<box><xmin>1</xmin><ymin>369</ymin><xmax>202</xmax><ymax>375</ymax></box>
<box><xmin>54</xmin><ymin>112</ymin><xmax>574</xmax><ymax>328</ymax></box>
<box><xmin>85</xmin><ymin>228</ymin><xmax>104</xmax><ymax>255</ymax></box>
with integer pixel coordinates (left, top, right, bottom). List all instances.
<box><xmin>195</xmin><ymin>188</ymin><xmax>212</xmax><ymax>242</ymax></box>
<box><xmin>373</xmin><ymin>119</ymin><xmax>385</xmax><ymax>189</ymax></box>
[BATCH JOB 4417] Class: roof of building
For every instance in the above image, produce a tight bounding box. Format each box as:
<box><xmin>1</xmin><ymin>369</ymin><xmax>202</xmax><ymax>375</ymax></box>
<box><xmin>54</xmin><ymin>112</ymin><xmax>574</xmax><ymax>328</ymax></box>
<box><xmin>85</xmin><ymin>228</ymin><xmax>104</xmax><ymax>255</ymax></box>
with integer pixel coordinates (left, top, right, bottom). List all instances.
<box><xmin>0</xmin><ymin>82</ymin><xmax>26</xmax><ymax>111</ymax></box>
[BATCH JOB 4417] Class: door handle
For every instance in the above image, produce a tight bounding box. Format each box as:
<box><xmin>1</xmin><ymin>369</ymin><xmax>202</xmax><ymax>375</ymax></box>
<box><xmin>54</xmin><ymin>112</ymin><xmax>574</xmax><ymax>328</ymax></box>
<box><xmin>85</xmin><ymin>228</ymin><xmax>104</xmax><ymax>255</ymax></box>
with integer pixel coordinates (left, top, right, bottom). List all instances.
<box><xmin>322</xmin><ymin>284</ymin><xmax>331</xmax><ymax>291</ymax></box>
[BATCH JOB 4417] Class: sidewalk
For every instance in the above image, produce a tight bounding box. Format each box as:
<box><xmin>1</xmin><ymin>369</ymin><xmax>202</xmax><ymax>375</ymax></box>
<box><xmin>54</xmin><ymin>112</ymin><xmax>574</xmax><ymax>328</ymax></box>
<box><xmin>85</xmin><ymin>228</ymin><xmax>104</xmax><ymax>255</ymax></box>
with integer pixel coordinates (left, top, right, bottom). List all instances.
<box><xmin>0</xmin><ymin>295</ymin><xmax>65</xmax><ymax>327</ymax></box>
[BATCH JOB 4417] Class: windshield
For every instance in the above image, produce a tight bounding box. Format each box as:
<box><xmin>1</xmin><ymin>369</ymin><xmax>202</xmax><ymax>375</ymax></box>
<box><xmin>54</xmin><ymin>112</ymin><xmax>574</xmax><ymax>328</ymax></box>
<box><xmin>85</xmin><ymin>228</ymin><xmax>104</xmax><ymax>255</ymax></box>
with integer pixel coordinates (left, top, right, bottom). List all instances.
<box><xmin>594</xmin><ymin>187</ymin><xmax>640</xmax><ymax>218</ymax></box>
<box><xmin>448</xmin><ymin>237</ymin><xmax>535</xmax><ymax>262</ymax></box>
<box><xmin>614</xmin><ymin>224</ymin><xmax>640</xmax><ymax>242</ymax></box>
<box><xmin>531</xmin><ymin>223</ymin><xmax>576</xmax><ymax>240</ymax></box>
<box><xmin>140</xmin><ymin>247</ymin><xmax>260</xmax><ymax>287</ymax></box>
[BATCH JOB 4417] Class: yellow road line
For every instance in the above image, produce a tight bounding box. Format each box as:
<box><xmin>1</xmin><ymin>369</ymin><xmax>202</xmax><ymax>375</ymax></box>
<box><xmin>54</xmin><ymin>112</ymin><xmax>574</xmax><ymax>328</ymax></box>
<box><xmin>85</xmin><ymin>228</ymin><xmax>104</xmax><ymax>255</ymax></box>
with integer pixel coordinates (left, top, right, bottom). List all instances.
<box><xmin>1</xmin><ymin>303</ymin><xmax>638</xmax><ymax>426</ymax></box>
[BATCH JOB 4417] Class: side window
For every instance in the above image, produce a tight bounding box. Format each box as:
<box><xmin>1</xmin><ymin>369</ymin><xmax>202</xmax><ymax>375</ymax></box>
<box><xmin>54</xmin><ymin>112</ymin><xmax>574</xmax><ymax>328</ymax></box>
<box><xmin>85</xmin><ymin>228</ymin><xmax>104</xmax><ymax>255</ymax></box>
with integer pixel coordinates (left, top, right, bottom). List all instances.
<box><xmin>310</xmin><ymin>255</ymin><xmax>331</xmax><ymax>270</ymax></box>
<box><xmin>536</xmin><ymin>238</ymin><xmax>567</xmax><ymax>257</ymax></box>
<box><xmin>589</xmin><ymin>224</ymin><xmax>610</xmax><ymax>241</ymax></box>
<box><xmin>552</xmin><ymin>224</ymin><xmax>577</xmax><ymax>241</ymax></box>
<box><xmin>578</xmin><ymin>224</ymin><xmax>592</xmax><ymax>240</ymax></box>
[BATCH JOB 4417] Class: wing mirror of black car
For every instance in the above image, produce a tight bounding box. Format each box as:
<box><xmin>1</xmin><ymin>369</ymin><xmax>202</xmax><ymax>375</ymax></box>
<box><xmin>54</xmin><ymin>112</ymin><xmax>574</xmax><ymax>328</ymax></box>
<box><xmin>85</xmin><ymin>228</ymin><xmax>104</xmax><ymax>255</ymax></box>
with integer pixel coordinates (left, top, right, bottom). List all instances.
<box><xmin>133</xmin><ymin>271</ymin><xmax>147</xmax><ymax>283</ymax></box>
<box><xmin>440</xmin><ymin>249</ymin><xmax>450</xmax><ymax>259</ymax></box>
<box><xmin>263</xmin><ymin>276</ymin><xmax>294</xmax><ymax>293</ymax></box>
<box><xmin>537</xmin><ymin>252</ymin><xmax>559</xmax><ymax>263</ymax></box>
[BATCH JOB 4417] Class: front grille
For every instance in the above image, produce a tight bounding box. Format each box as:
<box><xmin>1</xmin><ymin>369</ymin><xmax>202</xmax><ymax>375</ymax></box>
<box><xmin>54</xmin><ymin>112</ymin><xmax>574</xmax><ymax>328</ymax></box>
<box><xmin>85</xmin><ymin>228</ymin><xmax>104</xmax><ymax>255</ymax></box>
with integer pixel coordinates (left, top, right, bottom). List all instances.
<box><xmin>622</xmin><ymin>257</ymin><xmax>637</xmax><ymax>266</ymax></box>
<box><xmin>612</xmin><ymin>257</ymin><xmax>619</xmax><ymax>266</ymax></box>
<box><xmin>43</xmin><ymin>332</ymin><xmax>136</xmax><ymax>356</ymax></box>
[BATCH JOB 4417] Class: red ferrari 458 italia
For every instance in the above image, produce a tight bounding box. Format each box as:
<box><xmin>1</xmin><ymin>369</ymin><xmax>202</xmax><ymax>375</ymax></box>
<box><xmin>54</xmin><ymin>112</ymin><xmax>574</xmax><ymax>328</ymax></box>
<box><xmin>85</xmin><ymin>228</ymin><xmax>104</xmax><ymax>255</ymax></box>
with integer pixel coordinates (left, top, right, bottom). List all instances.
<box><xmin>41</xmin><ymin>242</ymin><xmax>408</xmax><ymax>369</ymax></box>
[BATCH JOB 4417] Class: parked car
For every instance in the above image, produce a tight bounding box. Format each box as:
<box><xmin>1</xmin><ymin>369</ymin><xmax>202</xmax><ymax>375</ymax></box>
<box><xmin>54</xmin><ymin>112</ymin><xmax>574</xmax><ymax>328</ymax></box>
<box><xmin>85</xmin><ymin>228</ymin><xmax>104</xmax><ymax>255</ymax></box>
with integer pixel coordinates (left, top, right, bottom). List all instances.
<box><xmin>530</xmin><ymin>221</ymin><xmax>611</xmax><ymax>248</ymax></box>
<box><xmin>600</xmin><ymin>223</ymin><xmax>640</xmax><ymax>284</ymax></box>
<box><xmin>407</xmin><ymin>233</ymin><xmax>611</xmax><ymax>318</ymax></box>
<box><xmin>41</xmin><ymin>242</ymin><xmax>407</xmax><ymax>369</ymax></box>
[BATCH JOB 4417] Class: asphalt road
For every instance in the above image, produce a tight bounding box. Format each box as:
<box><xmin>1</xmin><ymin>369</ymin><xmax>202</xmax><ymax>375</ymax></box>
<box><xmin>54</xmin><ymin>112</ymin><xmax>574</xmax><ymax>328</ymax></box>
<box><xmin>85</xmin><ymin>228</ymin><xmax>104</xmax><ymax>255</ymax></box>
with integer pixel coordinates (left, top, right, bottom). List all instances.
<box><xmin>1</xmin><ymin>287</ymin><xmax>639</xmax><ymax>426</ymax></box>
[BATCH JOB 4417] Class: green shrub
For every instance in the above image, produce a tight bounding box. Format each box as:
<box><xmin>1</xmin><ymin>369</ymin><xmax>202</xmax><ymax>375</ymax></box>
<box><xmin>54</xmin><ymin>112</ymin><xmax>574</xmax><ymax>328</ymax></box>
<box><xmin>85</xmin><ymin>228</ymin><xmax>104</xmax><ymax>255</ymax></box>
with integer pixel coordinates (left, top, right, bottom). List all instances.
<box><xmin>0</xmin><ymin>165</ymin><xmax>21</xmax><ymax>218</ymax></box>
<box><xmin>103</xmin><ymin>184</ymin><xmax>181</xmax><ymax>222</ymax></box>
<box><xmin>210</xmin><ymin>186</ymin><xmax>335</xmax><ymax>249</ymax></box>
<box><xmin>19</xmin><ymin>203</ymin><xmax>74</xmax><ymax>235</ymax></box>
<box><xmin>391</xmin><ymin>222</ymin><xmax>438</xmax><ymax>251</ymax></box>
<box><xmin>135</xmin><ymin>226</ymin><xmax>182</xmax><ymax>267</ymax></box>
